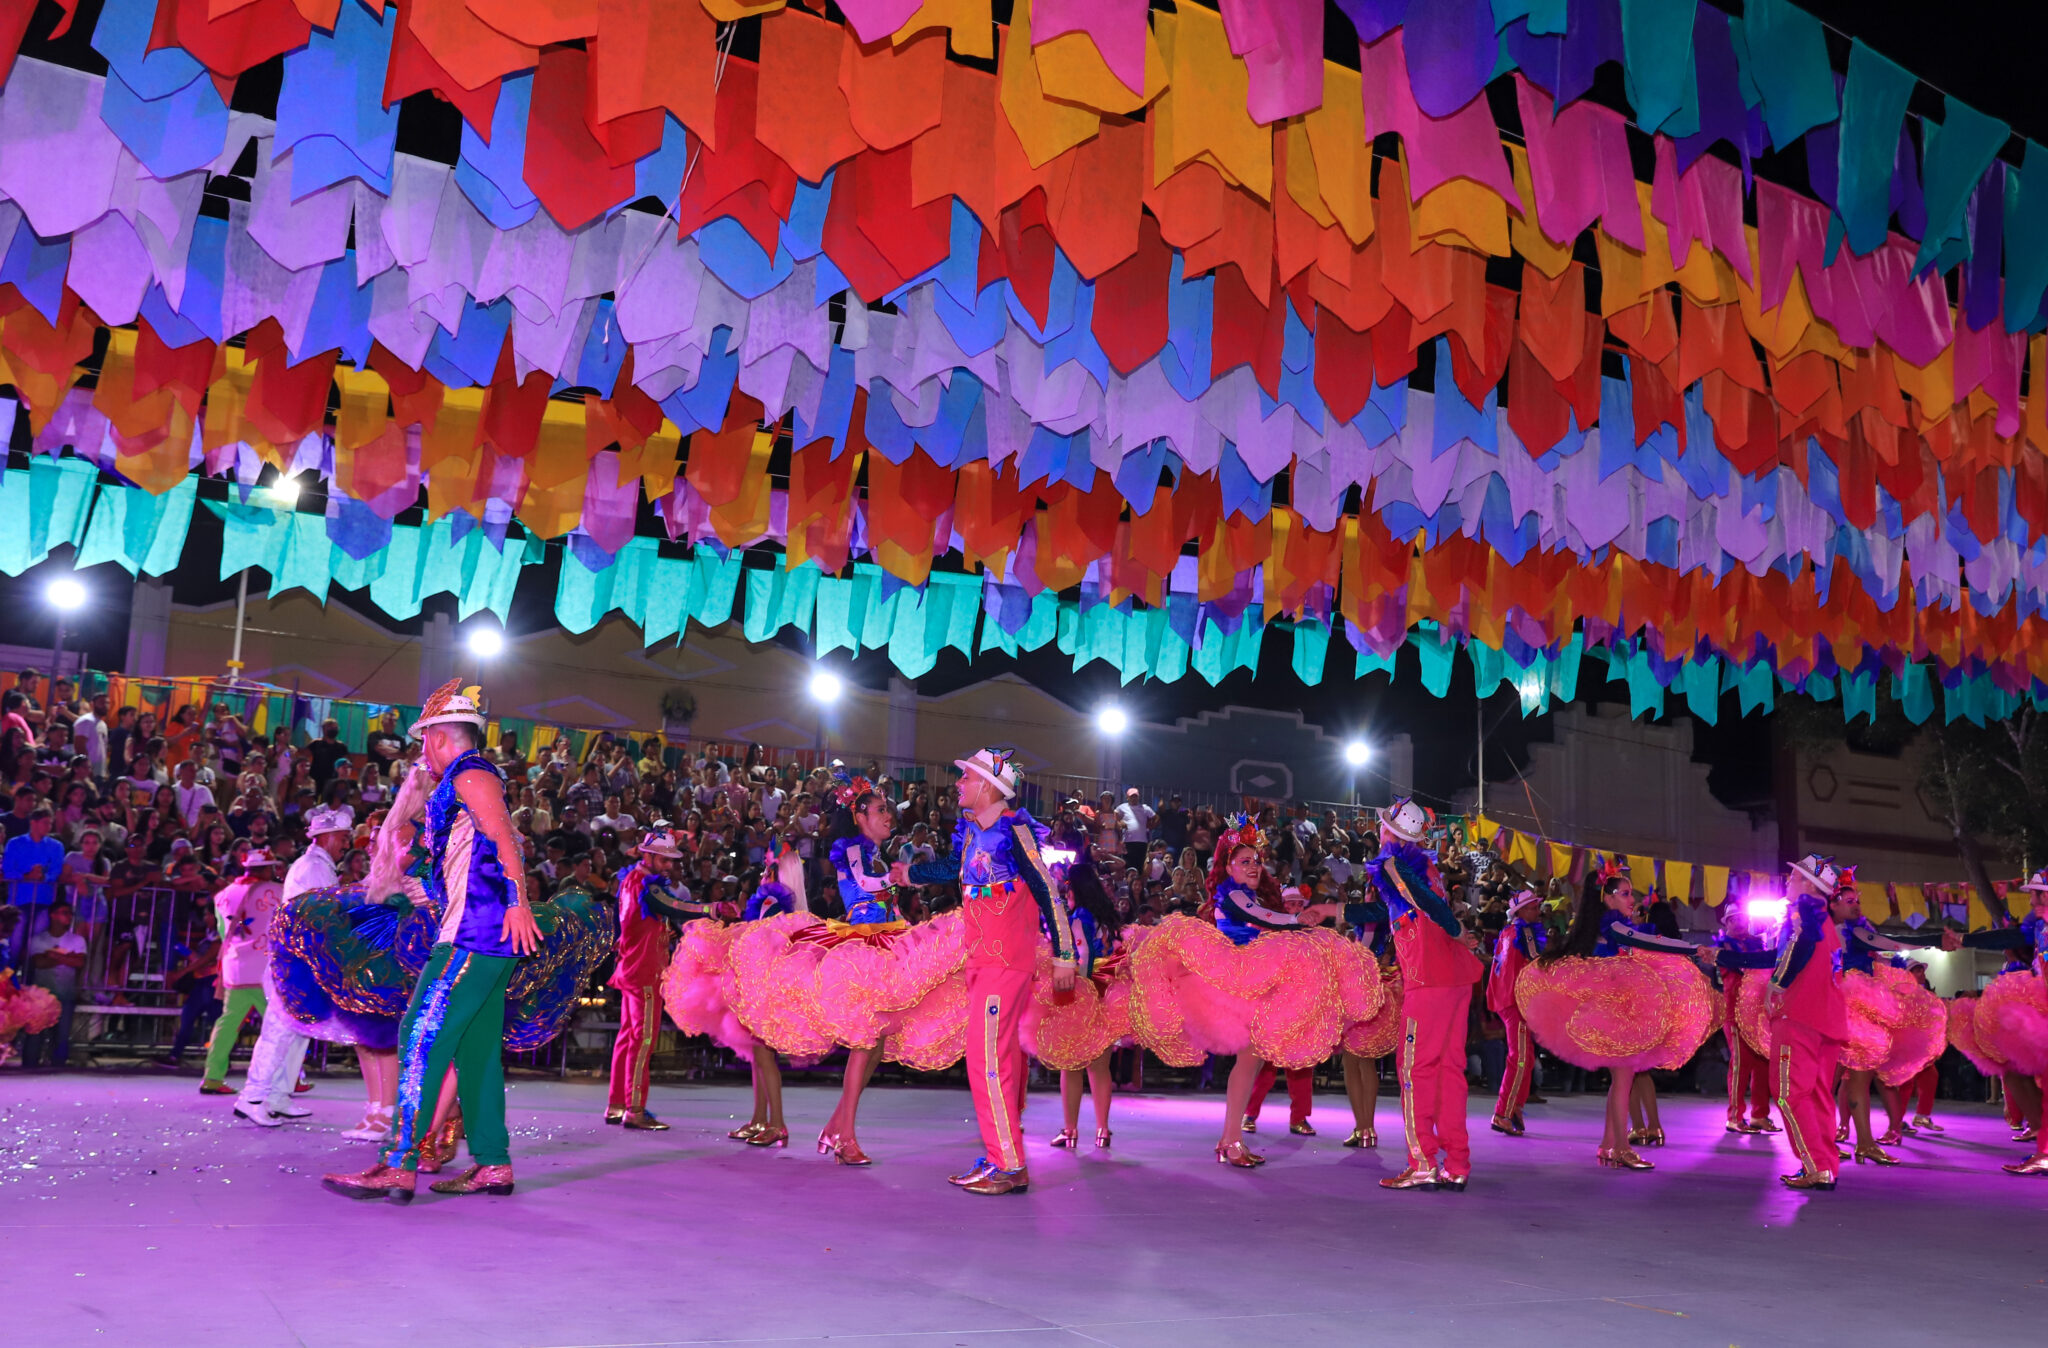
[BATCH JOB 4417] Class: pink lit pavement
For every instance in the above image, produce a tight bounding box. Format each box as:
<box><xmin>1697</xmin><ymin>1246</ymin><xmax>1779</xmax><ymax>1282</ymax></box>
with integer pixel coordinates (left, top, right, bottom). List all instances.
<box><xmin>3</xmin><ymin>1074</ymin><xmax>2042</xmax><ymax>1346</ymax></box>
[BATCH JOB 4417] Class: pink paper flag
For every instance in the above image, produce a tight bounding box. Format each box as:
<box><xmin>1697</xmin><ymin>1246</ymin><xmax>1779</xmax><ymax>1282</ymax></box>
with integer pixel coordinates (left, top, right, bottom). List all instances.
<box><xmin>1514</xmin><ymin>74</ymin><xmax>1644</xmax><ymax>250</ymax></box>
<box><xmin>1650</xmin><ymin>137</ymin><xmax>1751</xmax><ymax>283</ymax></box>
<box><xmin>837</xmin><ymin>0</ymin><xmax>926</xmax><ymax>45</ymax></box>
<box><xmin>1952</xmin><ymin>311</ymin><xmax>2023</xmax><ymax>436</ymax></box>
<box><xmin>1033</xmin><ymin>0</ymin><xmax>1150</xmax><ymax>98</ymax></box>
<box><xmin>582</xmin><ymin>449</ymin><xmax>639</xmax><ymax>555</ymax></box>
<box><xmin>1220</xmin><ymin>0</ymin><xmax>1323</xmax><ymax>123</ymax></box>
<box><xmin>1755</xmin><ymin>177</ymin><xmax>1831</xmax><ymax>314</ymax></box>
<box><xmin>1359</xmin><ymin>33</ymin><xmax>1515</xmax><ymax>202</ymax></box>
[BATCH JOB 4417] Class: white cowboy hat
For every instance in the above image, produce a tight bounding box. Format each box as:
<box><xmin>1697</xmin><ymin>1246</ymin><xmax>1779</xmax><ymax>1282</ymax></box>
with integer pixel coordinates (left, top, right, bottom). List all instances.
<box><xmin>240</xmin><ymin>849</ymin><xmax>278</xmax><ymax>869</ymax></box>
<box><xmin>631</xmin><ymin>826</ymin><xmax>685</xmax><ymax>859</ymax></box>
<box><xmin>1787</xmin><ymin>853</ymin><xmax>1841</xmax><ymax>893</ymax></box>
<box><xmin>306</xmin><ymin>805</ymin><xmax>354</xmax><ymax>838</ymax></box>
<box><xmin>2023</xmin><ymin>867</ymin><xmax>2048</xmax><ymax>892</ymax></box>
<box><xmin>409</xmin><ymin>678</ymin><xmax>488</xmax><ymax>737</ymax></box>
<box><xmin>1377</xmin><ymin>797</ymin><xmax>1432</xmax><ymax>844</ymax></box>
<box><xmin>954</xmin><ymin>747</ymin><xmax>1021</xmax><ymax>800</ymax></box>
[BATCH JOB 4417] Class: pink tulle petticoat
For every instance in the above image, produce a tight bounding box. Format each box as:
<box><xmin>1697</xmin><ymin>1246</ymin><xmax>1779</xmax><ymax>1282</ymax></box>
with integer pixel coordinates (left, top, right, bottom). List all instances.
<box><xmin>1840</xmin><ymin>964</ymin><xmax>1948</xmax><ymax>1086</ymax></box>
<box><xmin>809</xmin><ymin>911</ymin><xmax>969</xmax><ymax>1071</ymax></box>
<box><xmin>723</xmin><ymin>912</ymin><xmax>838</xmax><ymax>1059</ymax></box>
<box><xmin>660</xmin><ymin>920</ymin><xmax>757</xmax><ymax>1061</ymax></box>
<box><xmin>1974</xmin><ymin>969</ymin><xmax>2048</xmax><ymax>1077</ymax></box>
<box><xmin>0</xmin><ymin>979</ymin><xmax>61</xmax><ymax>1039</ymax></box>
<box><xmin>1128</xmin><ymin>916</ymin><xmax>1384</xmax><ymax>1071</ymax></box>
<box><xmin>1734</xmin><ymin>974</ymin><xmax>1771</xmax><ymax>1059</ymax></box>
<box><xmin>1343</xmin><ymin>964</ymin><xmax>1402</xmax><ymax>1060</ymax></box>
<box><xmin>1514</xmin><ymin>951</ymin><xmax>1715</xmax><ymax>1073</ymax></box>
<box><xmin>1021</xmin><ymin>928</ymin><xmax>1150</xmax><ymax>1073</ymax></box>
<box><xmin>1946</xmin><ymin>996</ymin><xmax>2006</xmax><ymax>1077</ymax></box>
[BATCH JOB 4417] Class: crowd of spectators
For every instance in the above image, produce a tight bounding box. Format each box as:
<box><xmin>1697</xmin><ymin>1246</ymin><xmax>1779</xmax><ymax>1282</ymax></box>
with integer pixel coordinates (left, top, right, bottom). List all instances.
<box><xmin>0</xmin><ymin>674</ymin><xmax>2010</xmax><ymax>1110</ymax></box>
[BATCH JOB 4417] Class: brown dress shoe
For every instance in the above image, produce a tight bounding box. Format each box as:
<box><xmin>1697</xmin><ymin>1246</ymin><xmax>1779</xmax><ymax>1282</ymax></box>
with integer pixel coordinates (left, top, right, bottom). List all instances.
<box><xmin>947</xmin><ymin>1158</ymin><xmax>995</xmax><ymax>1186</ymax></box>
<box><xmin>960</xmin><ymin>1167</ymin><xmax>1030</xmax><ymax>1195</ymax></box>
<box><xmin>622</xmin><ymin>1110</ymin><xmax>672</xmax><ymax>1131</ymax></box>
<box><xmin>322</xmin><ymin>1164</ymin><xmax>416</xmax><ymax>1204</ymax></box>
<box><xmin>1379</xmin><ymin>1164</ymin><xmax>1439</xmax><ymax>1191</ymax></box>
<box><xmin>429</xmin><ymin>1164</ymin><xmax>516</xmax><ymax>1196</ymax></box>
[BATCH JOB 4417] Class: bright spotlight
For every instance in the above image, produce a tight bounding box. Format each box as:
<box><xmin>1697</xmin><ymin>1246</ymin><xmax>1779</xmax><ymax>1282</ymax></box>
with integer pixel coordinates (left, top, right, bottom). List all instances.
<box><xmin>263</xmin><ymin>475</ymin><xmax>301</xmax><ymax>507</ymax></box>
<box><xmin>809</xmin><ymin>670</ymin><xmax>843</xmax><ymax>705</ymax></box>
<box><xmin>46</xmin><ymin>578</ymin><xmax>87</xmax><ymax>611</ymax></box>
<box><xmin>466</xmin><ymin>627</ymin><xmax>506</xmax><ymax>658</ymax></box>
<box><xmin>1097</xmin><ymin>706</ymin><xmax>1129</xmax><ymax>736</ymax></box>
<box><xmin>1343</xmin><ymin>740</ymin><xmax>1370</xmax><ymax>767</ymax></box>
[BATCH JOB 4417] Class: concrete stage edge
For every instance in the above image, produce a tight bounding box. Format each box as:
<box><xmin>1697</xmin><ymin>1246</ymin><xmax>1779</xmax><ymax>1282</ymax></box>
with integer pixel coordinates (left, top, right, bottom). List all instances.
<box><xmin>3</xmin><ymin>1075</ymin><xmax>2042</xmax><ymax>1346</ymax></box>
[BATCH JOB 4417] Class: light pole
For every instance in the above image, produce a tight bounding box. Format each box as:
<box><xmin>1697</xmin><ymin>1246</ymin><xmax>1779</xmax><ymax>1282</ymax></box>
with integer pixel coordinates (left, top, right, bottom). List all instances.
<box><xmin>46</xmin><ymin>576</ymin><xmax>86</xmax><ymax>697</ymax></box>
<box><xmin>1343</xmin><ymin>739</ymin><xmax>1370</xmax><ymax>805</ymax></box>
<box><xmin>1096</xmin><ymin>704</ymin><xmax>1129</xmax><ymax>788</ymax></box>
<box><xmin>466</xmin><ymin>626</ymin><xmax>507</xmax><ymax>660</ymax></box>
<box><xmin>228</xmin><ymin>474</ymin><xmax>304</xmax><ymax>684</ymax></box>
<box><xmin>809</xmin><ymin>668</ymin><xmax>842</xmax><ymax>754</ymax></box>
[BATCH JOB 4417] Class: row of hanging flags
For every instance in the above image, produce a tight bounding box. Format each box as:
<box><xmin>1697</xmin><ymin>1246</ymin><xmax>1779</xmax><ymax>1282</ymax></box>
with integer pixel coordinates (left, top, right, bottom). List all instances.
<box><xmin>6</xmin><ymin>1</ymin><xmax>2048</xmax><ymax>721</ymax></box>
<box><xmin>68</xmin><ymin>670</ymin><xmax>669</xmax><ymax>768</ymax></box>
<box><xmin>1464</xmin><ymin>814</ymin><xmax>2032</xmax><ymax>934</ymax></box>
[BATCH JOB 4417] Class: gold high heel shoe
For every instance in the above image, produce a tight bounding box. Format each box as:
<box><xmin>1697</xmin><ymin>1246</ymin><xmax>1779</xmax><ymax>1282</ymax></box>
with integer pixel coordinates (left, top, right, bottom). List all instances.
<box><xmin>1596</xmin><ymin>1146</ymin><xmax>1654</xmax><ymax>1170</ymax></box>
<box><xmin>1215</xmin><ymin>1141</ymin><xmax>1262</xmax><ymax>1168</ymax></box>
<box><xmin>745</xmin><ymin>1125</ymin><xmax>789</xmax><ymax>1148</ymax></box>
<box><xmin>1094</xmin><ymin>1128</ymin><xmax>1112</xmax><ymax>1149</ymax></box>
<box><xmin>831</xmin><ymin>1137</ymin><xmax>872</xmax><ymax>1166</ymax></box>
<box><xmin>730</xmin><ymin>1121</ymin><xmax>766</xmax><ymax>1142</ymax></box>
<box><xmin>1049</xmin><ymin>1127</ymin><xmax>1079</xmax><ymax>1149</ymax></box>
<box><xmin>1640</xmin><ymin>1127</ymin><xmax>1665</xmax><ymax>1148</ymax></box>
<box><xmin>1854</xmin><ymin>1143</ymin><xmax>1900</xmax><ymax>1166</ymax></box>
<box><xmin>814</xmin><ymin>1127</ymin><xmax>837</xmax><ymax>1153</ymax></box>
<box><xmin>416</xmin><ymin>1117</ymin><xmax>464</xmax><ymax>1174</ymax></box>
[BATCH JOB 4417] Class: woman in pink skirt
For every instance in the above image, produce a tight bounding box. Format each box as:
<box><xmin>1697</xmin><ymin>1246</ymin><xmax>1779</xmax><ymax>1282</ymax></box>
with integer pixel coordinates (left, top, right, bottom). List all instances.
<box><xmin>1516</xmin><ymin>871</ymin><xmax>1716</xmax><ymax>1170</ymax></box>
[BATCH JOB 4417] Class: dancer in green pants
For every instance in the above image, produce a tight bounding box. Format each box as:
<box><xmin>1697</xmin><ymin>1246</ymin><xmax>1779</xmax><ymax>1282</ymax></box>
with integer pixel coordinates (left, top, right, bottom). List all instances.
<box><xmin>324</xmin><ymin>681</ymin><xmax>539</xmax><ymax>1204</ymax></box>
<box><xmin>201</xmin><ymin>852</ymin><xmax>283</xmax><ymax>1092</ymax></box>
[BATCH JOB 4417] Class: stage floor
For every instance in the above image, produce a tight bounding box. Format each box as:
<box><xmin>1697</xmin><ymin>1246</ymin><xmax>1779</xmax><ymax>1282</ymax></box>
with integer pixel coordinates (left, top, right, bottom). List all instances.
<box><xmin>3</xmin><ymin>1073</ymin><xmax>2041</xmax><ymax>1346</ymax></box>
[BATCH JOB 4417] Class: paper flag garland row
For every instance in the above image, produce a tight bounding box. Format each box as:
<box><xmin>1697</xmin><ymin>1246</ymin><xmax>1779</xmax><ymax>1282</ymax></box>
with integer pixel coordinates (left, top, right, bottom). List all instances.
<box><xmin>7</xmin><ymin>444</ymin><xmax>2047</xmax><ymax>730</ymax></box>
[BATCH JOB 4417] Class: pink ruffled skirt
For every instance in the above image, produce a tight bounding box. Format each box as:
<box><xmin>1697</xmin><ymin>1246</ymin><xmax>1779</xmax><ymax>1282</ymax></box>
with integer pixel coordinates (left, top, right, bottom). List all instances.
<box><xmin>1343</xmin><ymin>965</ymin><xmax>1402</xmax><ymax>1060</ymax></box>
<box><xmin>809</xmin><ymin>912</ymin><xmax>968</xmax><ymax>1071</ymax></box>
<box><xmin>723</xmin><ymin>913</ymin><xmax>839</xmax><ymax>1059</ymax></box>
<box><xmin>1514</xmin><ymin>951</ymin><xmax>1715</xmax><ymax>1073</ymax></box>
<box><xmin>1021</xmin><ymin>929</ymin><xmax>1150</xmax><ymax>1073</ymax></box>
<box><xmin>1946</xmin><ymin>996</ymin><xmax>2006</xmax><ymax>1077</ymax></box>
<box><xmin>1975</xmin><ymin>969</ymin><xmax>2048</xmax><ymax>1077</ymax></box>
<box><xmin>1840</xmin><ymin>965</ymin><xmax>1948</xmax><ymax>1085</ymax></box>
<box><xmin>1128</xmin><ymin>915</ymin><xmax>1384</xmax><ymax>1070</ymax></box>
<box><xmin>0</xmin><ymin>979</ymin><xmax>60</xmax><ymax>1040</ymax></box>
<box><xmin>660</xmin><ymin>920</ymin><xmax>757</xmax><ymax>1061</ymax></box>
<box><xmin>1733</xmin><ymin>974</ymin><xmax>1771</xmax><ymax>1059</ymax></box>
